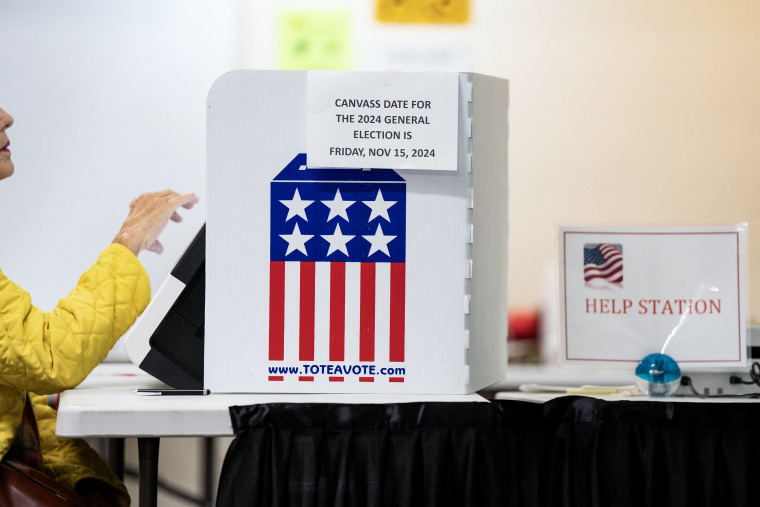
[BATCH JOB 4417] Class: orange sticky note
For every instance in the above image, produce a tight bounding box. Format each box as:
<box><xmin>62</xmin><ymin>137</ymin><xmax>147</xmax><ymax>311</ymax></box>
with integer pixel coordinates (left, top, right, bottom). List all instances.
<box><xmin>376</xmin><ymin>0</ymin><xmax>470</xmax><ymax>24</ymax></box>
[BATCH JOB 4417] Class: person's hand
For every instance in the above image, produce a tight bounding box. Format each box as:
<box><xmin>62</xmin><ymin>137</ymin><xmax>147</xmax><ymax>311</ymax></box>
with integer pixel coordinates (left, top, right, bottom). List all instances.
<box><xmin>112</xmin><ymin>190</ymin><xmax>199</xmax><ymax>255</ymax></box>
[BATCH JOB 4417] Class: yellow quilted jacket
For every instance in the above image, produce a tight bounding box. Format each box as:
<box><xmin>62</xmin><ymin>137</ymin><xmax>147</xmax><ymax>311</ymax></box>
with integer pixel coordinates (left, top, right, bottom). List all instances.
<box><xmin>0</xmin><ymin>243</ymin><xmax>150</xmax><ymax>497</ymax></box>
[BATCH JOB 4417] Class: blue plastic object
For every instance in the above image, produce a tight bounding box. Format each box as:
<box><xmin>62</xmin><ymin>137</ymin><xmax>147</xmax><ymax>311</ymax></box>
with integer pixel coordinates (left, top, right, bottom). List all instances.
<box><xmin>635</xmin><ymin>353</ymin><xmax>681</xmax><ymax>397</ymax></box>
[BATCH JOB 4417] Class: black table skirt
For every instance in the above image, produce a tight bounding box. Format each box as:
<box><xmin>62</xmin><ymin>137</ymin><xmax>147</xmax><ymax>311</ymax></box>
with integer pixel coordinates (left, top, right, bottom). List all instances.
<box><xmin>216</xmin><ymin>396</ymin><xmax>760</xmax><ymax>507</ymax></box>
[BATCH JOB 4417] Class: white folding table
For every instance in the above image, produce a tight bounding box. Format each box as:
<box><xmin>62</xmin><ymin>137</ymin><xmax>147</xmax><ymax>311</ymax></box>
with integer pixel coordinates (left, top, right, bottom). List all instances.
<box><xmin>56</xmin><ymin>363</ymin><xmax>486</xmax><ymax>507</ymax></box>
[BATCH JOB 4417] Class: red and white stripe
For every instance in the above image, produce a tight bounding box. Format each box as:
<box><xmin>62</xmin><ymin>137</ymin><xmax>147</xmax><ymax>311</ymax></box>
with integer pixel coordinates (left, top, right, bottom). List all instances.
<box><xmin>268</xmin><ymin>261</ymin><xmax>405</xmax><ymax>380</ymax></box>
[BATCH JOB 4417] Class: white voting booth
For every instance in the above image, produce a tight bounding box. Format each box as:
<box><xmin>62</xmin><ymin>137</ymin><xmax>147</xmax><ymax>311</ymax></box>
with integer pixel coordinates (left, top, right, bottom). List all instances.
<box><xmin>204</xmin><ymin>70</ymin><xmax>509</xmax><ymax>394</ymax></box>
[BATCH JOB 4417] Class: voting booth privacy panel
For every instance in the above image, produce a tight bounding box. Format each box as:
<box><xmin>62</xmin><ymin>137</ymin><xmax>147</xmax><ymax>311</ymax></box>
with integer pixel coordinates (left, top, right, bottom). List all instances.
<box><xmin>205</xmin><ymin>70</ymin><xmax>508</xmax><ymax>394</ymax></box>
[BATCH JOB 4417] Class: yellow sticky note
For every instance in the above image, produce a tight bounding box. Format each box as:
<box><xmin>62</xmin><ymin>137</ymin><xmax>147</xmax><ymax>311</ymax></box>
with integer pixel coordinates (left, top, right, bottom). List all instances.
<box><xmin>376</xmin><ymin>0</ymin><xmax>470</xmax><ymax>24</ymax></box>
<box><xmin>278</xmin><ymin>10</ymin><xmax>353</xmax><ymax>70</ymax></box>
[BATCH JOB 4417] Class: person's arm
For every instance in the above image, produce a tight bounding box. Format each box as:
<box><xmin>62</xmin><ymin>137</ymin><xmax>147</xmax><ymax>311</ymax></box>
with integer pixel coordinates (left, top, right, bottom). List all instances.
<box><xmin>0</xmin><ymin>245</ymin><xmax>150</xmax><ymax>394</ymax></box>
<box><xmin>0</xmin><ymin>189</ymin><xmax>197</xmax><ymax>394</ymax></box>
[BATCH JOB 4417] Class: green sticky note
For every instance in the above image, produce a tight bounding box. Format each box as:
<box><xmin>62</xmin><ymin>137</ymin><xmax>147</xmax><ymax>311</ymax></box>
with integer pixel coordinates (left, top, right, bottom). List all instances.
<box><xmin>278</xmin><ymin>10</ymin><xmax>353</xmax><ymax>70</ymax></box>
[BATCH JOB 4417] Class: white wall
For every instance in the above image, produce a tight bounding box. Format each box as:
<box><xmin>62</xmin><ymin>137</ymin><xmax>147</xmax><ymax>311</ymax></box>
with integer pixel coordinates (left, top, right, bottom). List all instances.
<box><xmin>0</xmin><ymin>0</ymin><xmax>235</xmax><ymax>311</ymax></box>
<box><xmin>0</xmin><ymin>4</ymin><xmax>236</xmax><ymax>502</ymax></box>
<box><xmin>497</xmin><ymin>1</ymin><xmax>760</xmax><ymax>319</ymax></box>
<box><xmin>236</xmin><ymin>1</ymin><xmax>760</xmax><ymax>320</ymax></box>
<box><xmin>2</xmin><ymin>1</ymin><xmax>759</xmax><ymax>323</ymax></box>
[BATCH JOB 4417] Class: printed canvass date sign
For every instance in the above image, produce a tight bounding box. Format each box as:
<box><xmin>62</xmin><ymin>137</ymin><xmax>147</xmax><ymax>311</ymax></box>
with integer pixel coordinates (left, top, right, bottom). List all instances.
<box><xmin>307</xmin><ymin>71</ymin><xmax>459</xmax><ymax>171</ymax></box>
<box><xmin>559</xmin><ymin>226</ymin><xmax>748</xmax><ymax>368</ymax></box>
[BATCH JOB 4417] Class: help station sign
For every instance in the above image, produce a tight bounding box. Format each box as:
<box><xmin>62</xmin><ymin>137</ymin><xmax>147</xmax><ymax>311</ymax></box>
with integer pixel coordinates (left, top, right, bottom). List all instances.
<box><xmin>559</xmin><ymin>225</ymin><xmax>748</xmax><ymax>369</ymax></box>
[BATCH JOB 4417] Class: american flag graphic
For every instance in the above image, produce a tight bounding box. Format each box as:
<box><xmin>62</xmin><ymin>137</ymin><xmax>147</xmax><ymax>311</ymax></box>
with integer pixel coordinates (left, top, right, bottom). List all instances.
<box><xmin>583</xmin><ymin>243</ymin><xmax>623</xmax><ymax>284</ymax></box>
<box><xmin>269</xmin><ymin>154</ymin><xmax>406</xmax><ymax>382</ymax></box>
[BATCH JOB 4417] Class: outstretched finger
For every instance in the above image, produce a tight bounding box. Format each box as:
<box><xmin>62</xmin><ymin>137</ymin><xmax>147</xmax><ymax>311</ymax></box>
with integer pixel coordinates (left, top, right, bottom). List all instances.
<box><xmin>147</xmin><ymin>239</ymin><xmax>164</xmax><ymax>254</ymax></box>
<box><xmin>176</xmin><ymin>193</ymin><xmax>199</xmax><ymax>209</ymax></box>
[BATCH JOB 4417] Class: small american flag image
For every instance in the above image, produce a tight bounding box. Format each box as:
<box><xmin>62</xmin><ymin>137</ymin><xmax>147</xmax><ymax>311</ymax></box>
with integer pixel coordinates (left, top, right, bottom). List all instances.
<box><xmin>583</xmin><ymin>243</ymin><xmax>623</xmax><ymax>285</ymax></box>
<box><xmin>268</xmin><ymin>154</ymin><xmax>406</xmax><ymax>382</ymax></box>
